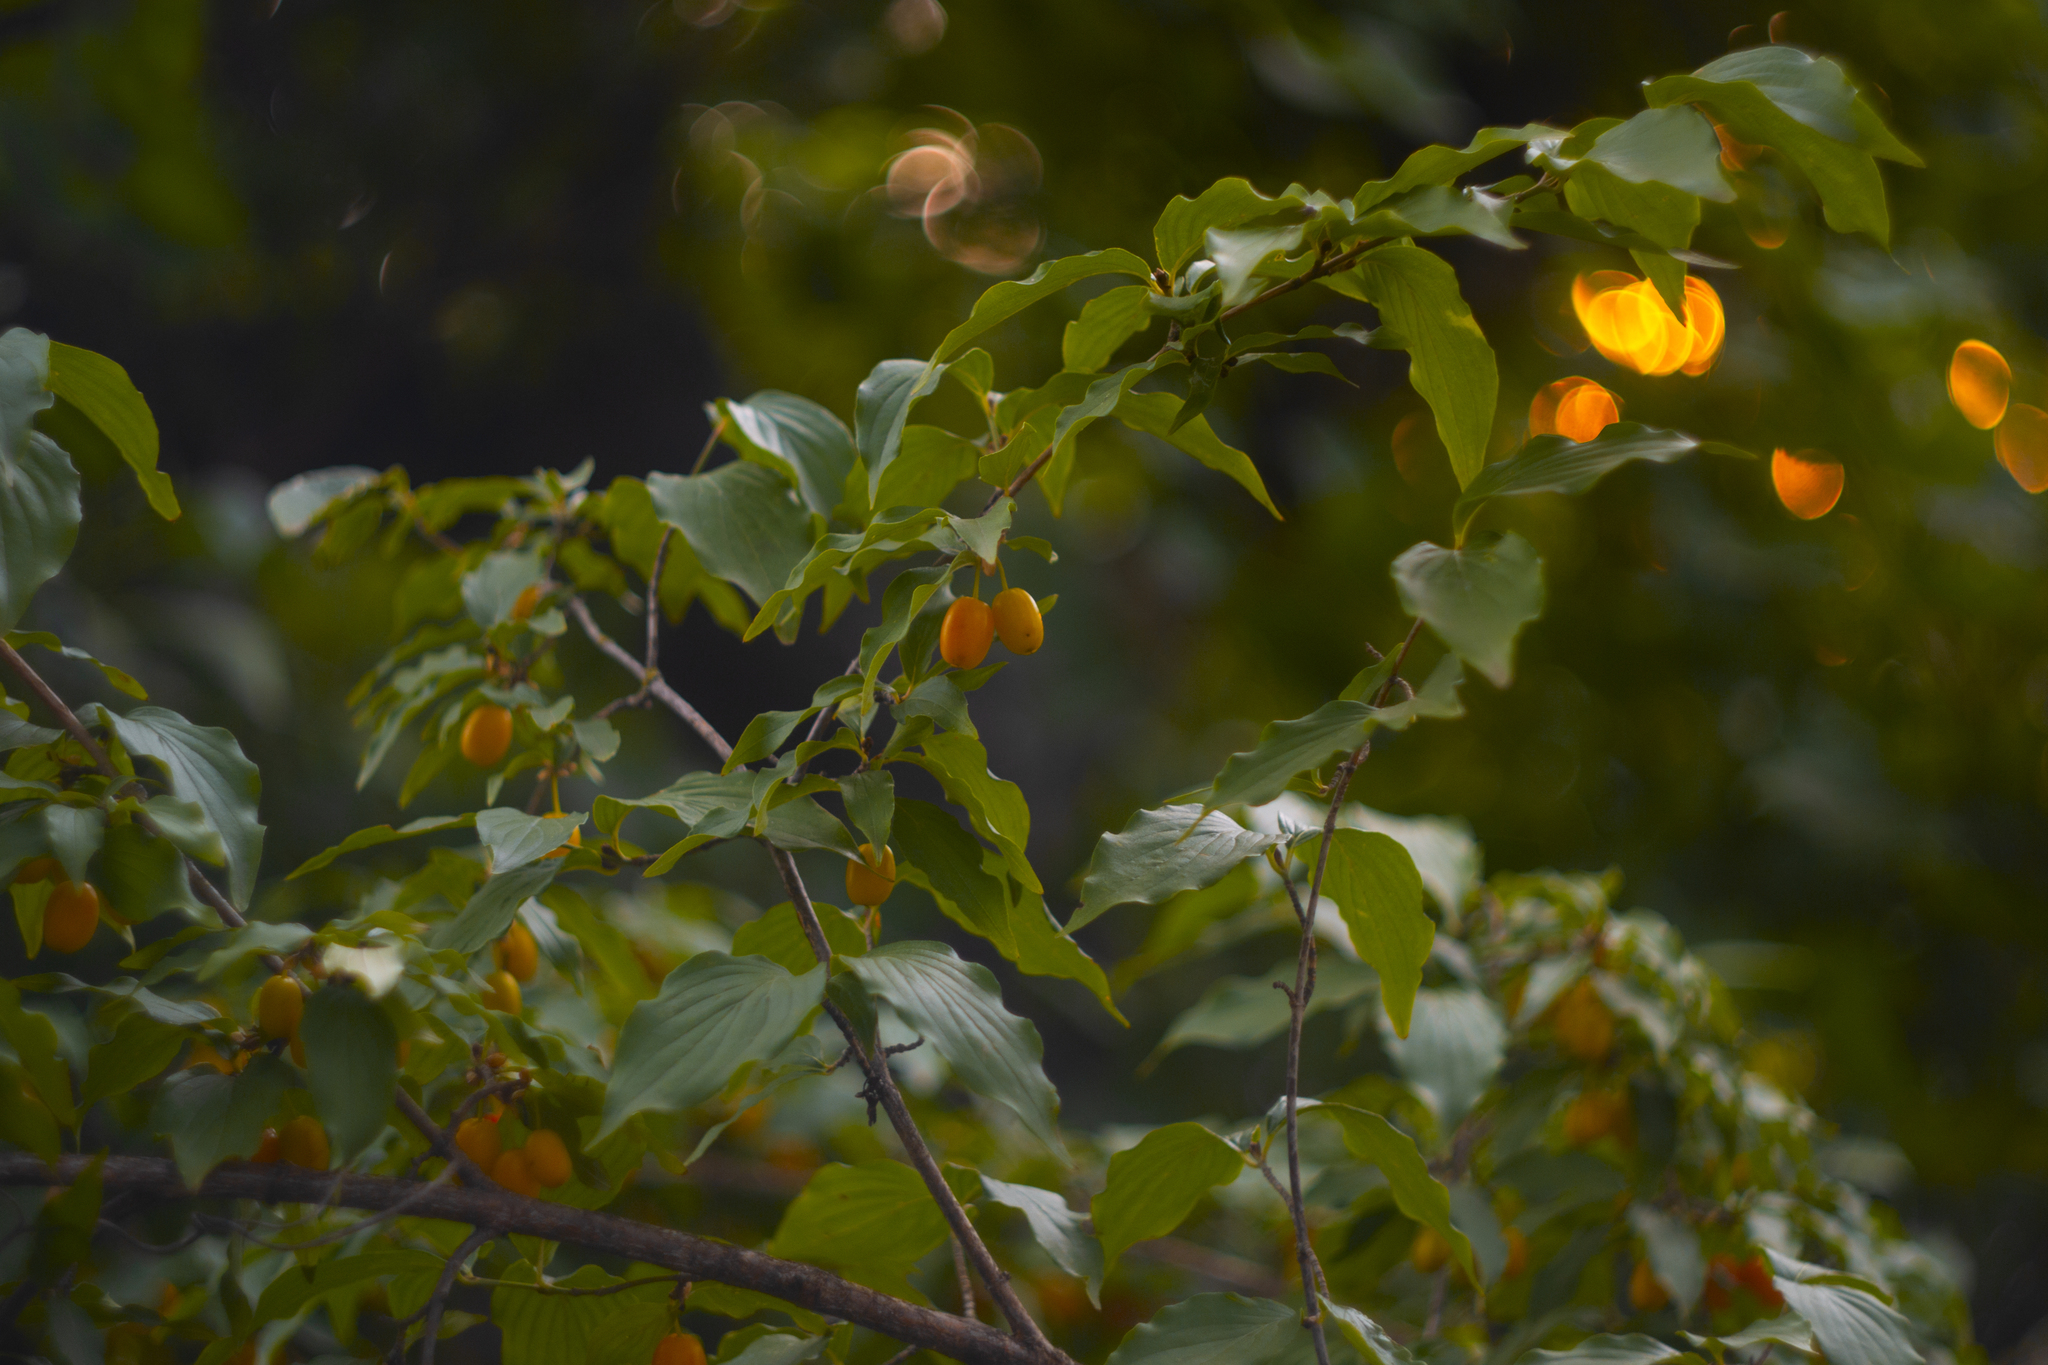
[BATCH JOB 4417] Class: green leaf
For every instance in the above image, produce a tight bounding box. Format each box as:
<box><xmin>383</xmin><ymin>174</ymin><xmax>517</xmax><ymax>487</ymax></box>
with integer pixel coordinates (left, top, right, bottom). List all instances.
<box><xmin>1104</xmin><ymin>1293</ymin><xmax>1301</xmax><ymax>1365</ymax></box>
<box><xmin>253</xmin><ymin>1250</ymin><xmax>444</xmax><ymax>1325</ymax></box>
<box><xmin>1072</xmin><ymin>804</ymin><xmax>1280</xmax><ymax>932</ymax></box>
<box><xmin>598</xmin><ymin>952</ymin><xmax>825</xmax><ymax>1138</ymax></box>
<box><xmin>1691</xmin><ymin>46</ymin><xmax>1918</xmax><ymax>163</ymax></box>
<box><xmin>837</xmin><ymin>769</ymin><xmax>893</xmax><ymax>853</ymax></box>
<box><xmin>1390</xmin><ymin>533</ymin><xmax>1545</xmax><ymax>689</ymax></box>
<box><xmin>977</xmin><ymin>1173</ymin><xmax>1104</xmax><ymax>1293</ymax></box>
<box><xmin>725</xmin><ymin>708</ymin><xmax>816</xmax><ymax>773</ymax></box>
<box><xmin>301</xmin><ymin>981</ymin><xmax>399</xmax><ymax>1161</ymax></box>
<box><xmin>931</xmin><ymin>248</ymin><xmax>1153</xmax><ymax>364</ymax></box>
<box><xmin>846</xmin><ymin>940</ymin><xmax>1063</xmax><ymax>1155</ymax></box>
<box><xmin>905</xmin><ymin>731</ymin><xmax>1036</xmax><ymax>892</ymax></box>
<box><xmin>875</xmin><ymin>425</ymin><xmax>979</xmax><ymax>514</ymax></box>
<box><xmin>1560</xmin><ymin>163</ymin><xmax>1699</xmax><ymax>311</ymax></box>
<box><xmin>1323</xmin><ymin>1302</ymin><xmax>1419</xmax><ymax>1365</ymax></box>
<box><xmin>730</xmin><ymin>901</ymin><xmax>866</xmax><ymax>973</ymax></box>
<box><xmin>1582</xmin><ymin>106</ymin><xmax>1732</xmax><ymax>202</ymax></box>
<box><xmin>0</xmin><ymin>330</ymin><xmax>79</xmax><ymax>632</ymax></box>
<box><xmin>7</xmin><ymin>631</ymin><xmax>148</xmax><ymax>698</ymax></box>
<box><xmin>462</xmin><ymin>550</ymin><xmax>545</xmax><ymax>628</ymax></box>
<box><xmin>1153</xmin><ymin>954</ymin><xmax>1377</xmax><ymax>1058</ymax></box>
<box><xmin>91</xmin><ymin>705</ymin><xmax>266</xmax><ymax>909</ymax></box>
<box><xmin>1091</xmin><ymin>1123</ymin><xmax>1244</xmax><ymax>1272</ymax></box>
<box><xmin>42</xmin><ymin>804</ymin><xmax>103</xmax><ymax>887</ymax></box>
<box><xmin>1680</xmin><ymin>1314</ymin><xmax>1816</xmax><ymax>1358</ymax></box>
<box><xmin>1377</xmin><ymin>987</ymin><xmax>1505</xmax><ymax>1129</ymax></box>
<box><xmin>1063</xmin><ymin>284</ymin><xmax>1154</xmax><ymax>373</ymax></box>
<box><xmin>150</xmin><ymin>1053</ymin><xmax>293</xmax><ymax>1187</ymax></box>
<box><xmin>1353</xmin><ymin>125</ymin><xmax>1562</xmax><ymax>211</ymax></box>
<box><xmin>82</xmin><ymin>1010</ymin><xmax>185</xmax><ymax>1110</ymax></box>
<box><xmin>1628</xmin><ymin>1206</ymin><xmax>1704</xmax><ymax>1317</ymax></box>
<box><xmin>477</xmin><ymin>808</ymin><xmax>588</xmax><ymax>872</ymax></box>
<box><xmin>1300</xmin><ymin>830</ymin><xmax>1433</xmax><ymax>1037</ymax></box>
<box><xmin>1766</xmin><ymin>1251</ymin><xmax>1922</xmax><ymax>1365</ymax></box>
<box><xmin>584</xmin><ymin>1303</ymin><xmax>676</xmax><ymax>1365</ymax></box>
<box><xmin>715</xmin><ymin>391</ymin><xmax>858</xmax><ymax>519</ymax></box>
<box><xmin>1155</xmin><ymin>178</ymin><xmax>1304</xmax><ymax>275</ymax></box>
<box><xmin>265</xmin><ymin>465</ymin><xmax>382</xmax><ymax>536</ymax></box>
<box><xmin>1114</xmin><ymin>391</ymin><xmax>1281</xmax><ymax>519</ymax></box>
<box><xmin>291</xmin><ymin>815</ymin><xmax>475</xmax><ymax>878</ymax></box>
<box><xmin>431</xmin><ymin>862</ymin><xmax>558</xmax><ymax>955</ymax></box>
<box><xmin>718</xmin><ymin>1333</ymin><xmax>828</xmax><ymax>1365</ymax></box>
<box><xmin>1007</xmin><ymin>891</ymin><xmax>1122</xmax><ymax>1022</ymax></box>
<box><xmin>45</xmin><ymin>341</ymin><xmax>179</xmax><ymax>519</ymax></box>
<box><xmin>1315</xmin><ymin>1103</ymin><xmax>1477</xmax><ymax>1284</ymax></box>
<box><xmin>1207</xmin><ymin>222</ymin><xmax>1308</xmax><ymax>310</ymax></box>
<box><xmin>648</xmin><ymin>461</ymin><xmax>814</xmax><ymax>609</ymax></box>
<box><xmin>1451</xmin><ymin>423</ymin><xmax>1706</xmax><ymax>542</ymax></box>
<box><xmin>1519</xmin><ymin>1335</ymin><xmax>1703</xmax><ymax>1364</ymax></box>
<box><xmin>0</xmin><ymin>980</ymin><xmax>75</xmax><ymax>1125</ymax></box>
<box><xmin>491</xmin><ymin>1265</ymin><xmax>639</xmax><ymax>1365</ymax></box>
<box><xmin>1363</xmin><ymin>185</ymin><xmax>1521</xmax><ymax>250</ymax></box>
<box><xmin>1203</xmin><ymin>657</ymin><xmax>1465</xmax><ymax>812</ymax></box>
<box><xmin>766</xmin><ymin>1161</ymin><xmax>948</xmax><ymax>1299</ymax></box>
<box><xmin>890</xmin><ymin>796</ymin><xmax>1014</xmax><ymax>950</ymax></box>
<box><xmin>1324</xmin><ymin>245</ymin><xmax>1496</xmax><ymax>488</ymax></box>
<box><xmin>855</xmin><ymin>359</ymin><xmax>947</xmax><ymax>504</ymax></box>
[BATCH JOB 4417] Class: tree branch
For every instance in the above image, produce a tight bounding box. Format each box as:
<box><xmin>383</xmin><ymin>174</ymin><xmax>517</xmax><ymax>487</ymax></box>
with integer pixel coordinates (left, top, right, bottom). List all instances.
<box><xmin>0</xmin><ymin>1156</ymin><xmax>1051</xmax><ymax>1365</ymax></box>
<box><xmin>418</xmin><ymin>1226</ymin><xmax>495</xmax><ymax>1365</ymax></box>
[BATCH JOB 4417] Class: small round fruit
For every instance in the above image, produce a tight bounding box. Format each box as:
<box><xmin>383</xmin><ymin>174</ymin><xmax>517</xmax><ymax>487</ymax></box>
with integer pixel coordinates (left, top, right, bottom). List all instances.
<box><xmin>252</xmin><ymin>1128</ymin><xmax>282</xmax><ymax>1164</ymax></box>
<box><xmin>1502</xmin><ymin>1227</ymin><xmax>1529</xmax><ymax>1279</ymax></box>
<box><xmin>1628</xmin><ymin>1259</ymin><xmax>1669</xmax><ymax>1312</ymax></box>
<box><xmin>992</xmin><ymin>588</ymin><xmax>1044</xmax><ymax>655</ymax></box>
<box><xmin>1550</xmin><ymin>978</ymin><xmax>1614</xmax><ymax>1063</ymax></box>
<box><xmin>938</xmin><ymin>596</ymin><xmax>995</xmax><ymax>670</ymax></box>
<box><xmin>482</xmin><ymin>969</ymin><xmax>523</xmax><ymax>1014</ymax></box>
<box><xmin>542</xmin><ymin>826</ymin><xmax>583</xmax><ymax>860</ymax></box>
<box><xmin>494</xmin><ymin>921</ymin><xmax>540</xmax><ymax>982</ymax></box>
<box><xmin>1408</xmin><ymin>1225</ymin><xmax>1450</xmax><ymax>1274</ymax></box>
<box><xmin>1737</xmin><ymin>1254</ymin><xmax>1784</xmax><ymax>1309</ymax></box>
<box><xmin>492</xmin><ymin>1148</ymin><xmax>540</xmax><ymax>1198</ymax></box>
<box><xmin>279</xmin><ymin>1115</ymin><xmax>329</xmax><ymax>1170</ymax></box>
<box><xmin>455</xmin><ymin>1116</ymin><xmax>502</xmax><ymax>1172</ymax></box>
<box><xmin>523</xmin><ymin>1129</ymin><xmax>573</xmax><ymax>1188</ymax></box>
<box><xmin>13</xmin><ymin>856</ymin><xmax>60</xmax><ymax>884</ymax></box>
<box><xmin>257</xmin><ymin>974</ymin><xmax>305</xmax><ymax>1040</ymax></box>
<box><xmin>42</xmin><ymin>881</ymin><xmax>101</xmax><ymax>954</ymax></box>
<box><xmin>845</xmin><ymin>844</ymin><xmax>896</xmax><ymax>909</ymax></box>
<box><xmin>460</xmin><ymin>704</ymin><xmax>514</xmax><ymax>768</ymax></box>
<box><xmin>511</xmin><ymin>583</ymin><xmax>545</xmax><ymax>621</ymax></box>
<box><xmin>652</xmin><ymin>1333</ymin><xmax>708</xmax><ymax>1365</ymax></box>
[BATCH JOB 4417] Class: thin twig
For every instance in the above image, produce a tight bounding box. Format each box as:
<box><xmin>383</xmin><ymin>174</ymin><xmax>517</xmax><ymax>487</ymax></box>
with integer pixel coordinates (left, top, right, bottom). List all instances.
<box><xmin>690</xmin><ymin>419</ymin><xmax>726</xmax><ymax>475</ymax></box>
<box><xmin>418</xmin><ymin>1226</ymin><xmax>495</xmax><ymax>1365</ymax></box>
<box><xmin>951</xmin><ymin>1235</ymin><xmax>977</xmax><ymax>1322</ymax></box>
<box><xmin>646</xmin><ymin>528</ymin><xmax>673</xmax><ymax>670</ymax></box>
<box><xmin>1423</xmin><ymin>1267</ymin><xmax>1447</xmax><ymax>1338</ymax></box>
<box><xmin>458</xmin><ymin>1272</ymin><xmax>681</xmax><ymax>1298</ymax></box>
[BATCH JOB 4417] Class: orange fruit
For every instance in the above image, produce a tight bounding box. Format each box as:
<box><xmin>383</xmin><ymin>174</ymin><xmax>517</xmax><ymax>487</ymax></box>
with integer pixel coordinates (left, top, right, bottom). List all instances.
<box><xmin>455</xmin><ymin>1116</ymin><xmax>502</xmax><ymax>1172</ymax></box>
<box><xmin>845</xmin><ymin>843</ymin><xmax>897</xmax><ymax>909</ymax></box>
<box><xmin>1995</xmin><ymin>403</ymin><xmax>2048</xmax><ymax>494</ymax></box>
<box><xmin>651</xmin><ymin>1333</ymin><xmax>707</xmax><ymax>1365</ymax></box>
<box><xmin>494</xmin><ymin>921</ymin><xmax>540</xmax><ymax>982</ymax></box>
<box><xmin>938</xmin><ymin>596</ymin><xmax>995</xmax><ymax>670</ymax></box>
<box><xmin>492</xmin><ymin>1148</ymin><xmax>539</xmax><ymax>1198</ymax></box>
<box><xmin>1502</xmin><ymin>1227</ymin><xmax>1528</xmax><ymax>1279</ymax></box>
<box><xmin>460</xmin><ymin>704</ymin><xmax>514</xmax><ymax>767</ymax></box>
<box><xmin>523</xmin><ymin>1130</ymin><xmax>573</xmax><ymax>1188</ymax></box>
<box><xmin>1408</xmin><ymin>1225</ymin><xmax>1450</xmax><ymax>1274</ymax></box>
<box><xmin>280</xmin><ymin>1115</ymin><xmax>329</xmax><ymax>1170</ymax></box>
<box><xmin>511</xmin><ymin>583</ymin><xmax>544</xmax><ymax>621</ymax></box>
<box><xmin>252</xmin><ymin>1128</ymin><xmax>282</xmax><ymax>1164</ymax></box>
<box><xmin>1949</xmin><ymin>339</ymin><xmax>2011</xmax><ymax>429</ymax></box>
<box><xmin>1550</xmin><ymin>978</ymin><xmax>1615</xmax><ymax>1062</ymax></box>
<box><xmin>13</xmin><ymin>856</ymin><xmax>60</xmax><ymax>884</ymax></box>
<box><xmin>992</xmin><ymin>587</ymin><xmax>1044</xmax><ymax>655</ymax></box>
<box><xmin>42</xmin><ymin>881</ymin><xmax>100</xmax><ymax>954</ymax></box>
<box><xmin>541</xmin><ymin>826</ymin><xmax>583</xmax><ymax>860</ymax></box>
<box><xmin>1771</xmin><ymin>448</ymin><xmax>1844</xmax><ymax>520</ymax></box>
<box><xmin>1737</xmin><ymin>1253</ymin><xmax>1785</xmax><ymax>1309</ymax></box>
<box><xmin>1628</xmin><ymin>1258</ymin><xmax>1669</xmax><ymax>1311</ymax></box>
<box><xmin>257</xmin><ymin>975</ymin><xmax>304</xmax><ymax>1039</ymax></box>
<box><xmin>482</xmin><ymin>970</ymin><xmax>522</xmax><ymax>1014</ymax></box>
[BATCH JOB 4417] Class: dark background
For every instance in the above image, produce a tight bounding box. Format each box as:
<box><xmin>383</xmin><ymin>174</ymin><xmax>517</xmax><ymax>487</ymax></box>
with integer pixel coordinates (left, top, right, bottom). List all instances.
<box><xmin>8</xmin><ymin>0</ymin><xmax>2048</xmax><ymax>1351</ymax></box>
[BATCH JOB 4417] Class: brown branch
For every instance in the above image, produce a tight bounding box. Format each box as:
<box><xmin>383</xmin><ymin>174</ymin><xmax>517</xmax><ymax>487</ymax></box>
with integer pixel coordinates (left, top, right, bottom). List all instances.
<box><xmin>1125</xmin><ymin>1237</ymin><xmax>1290</xmax><ymax>1299</ymax></box>
<box><xmin>1</xmin><ymin>1155</ymin><xmax>1049</xmax><ymax>1365</ymax></box>
<box><xmin>646</xmin><ymin>528</ymin><xmax>673</xmax><ymax>671</ymax></box>
<box><xmin>567</xmin><ymin>596</ymin><xmax>731</xmax><ymax>763</ymax></box>
<box><xmin>417</xmin><ymin>1225</ymin><xmax>494</xmax><ymax>1365</ymax></box>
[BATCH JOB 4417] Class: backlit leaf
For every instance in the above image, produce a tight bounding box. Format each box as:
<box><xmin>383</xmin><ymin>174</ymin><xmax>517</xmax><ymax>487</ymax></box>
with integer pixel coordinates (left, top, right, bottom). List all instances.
<box><xmin>1091</xmin><ymin>1122</ymin><xmax>1244</xmax><ymax>1271</ymax></box>
<box><xmin>1390</xmin><ymin>534</ymin><xmax>1545</xmax><ymax>689</ymax></box>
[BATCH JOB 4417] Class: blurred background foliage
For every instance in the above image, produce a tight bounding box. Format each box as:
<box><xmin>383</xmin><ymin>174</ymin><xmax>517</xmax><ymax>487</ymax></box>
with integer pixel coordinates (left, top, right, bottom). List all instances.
<box><xmin>6</xmin><ymin>0</ymin><xmax>2048</xmax><ymax>1352</ymax></box>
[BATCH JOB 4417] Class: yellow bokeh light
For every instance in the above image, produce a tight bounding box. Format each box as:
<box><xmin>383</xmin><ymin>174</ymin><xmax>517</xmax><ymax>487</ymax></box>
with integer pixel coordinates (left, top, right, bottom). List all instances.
<box><xmin>1772</xmin><ymin>448</ymin><xmax>1844</xmax><ymax>520</ymax></box>
<box><xmin>1995</xmin><ymin>402</ymin><xmax>2048</xmax><ymax>493</ymax></box>
<box><xmin>1530</xmin><ymin>376</ymin><xmax>1620</xmax><ymax>443</ymax></box>
<box><xmin>1948</xmin><ymin>339</ymin><xmax>2011</xmax><ymax>430</ymax></box>
<box><xmin>1572</xmin><ymin>273</ymin><xmax>1724</xmax><ymax>378</ymax></box>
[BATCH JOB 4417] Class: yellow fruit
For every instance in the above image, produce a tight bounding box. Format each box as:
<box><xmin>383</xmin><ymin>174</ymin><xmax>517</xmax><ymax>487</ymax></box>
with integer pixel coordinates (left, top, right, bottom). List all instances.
<box><xmin>938</xmin><ymin>596</ymin><xmax>995</xmax><ymax>670</ymax></box>
<box><xmin>1409</xmin><ymin>1225</ymin><xmax>1450</xmax><ymax>1274</ymax></box>
<box><xmin>1629</xmin><ymin>1258</ymin><xmax>1670</xmax><ymax>1312</ymax></box>
<box><xmin>1950</xmin><ymin>339</ymin><xmax>2011</xmax><ymax>429</ymax></box>
<box><xmin>455</xmin><ymin>1117</ymin><xmax>502</xmax><ymax>1172</ymax></box>
<box><xmin>482</xmin><ymin>970</ymin><xmax>522</xmax><ymax>1014</ymax></box>
<box><xmin>494</xmin><ymin>921</ymin><xmax>540</xmax><ymax>981</ymax></box>
<box><xmin>41</xmin><ymin>881</ymin><xmax>100</xmax><ymax>954</ymax></box>
<box><xmin>279</xmin><ymin>1115</ymin><xmax>329</xmax><ymax>1170</ymax></box>
<box><xmin>492</xmin><ymin>1148</ymin><xmax>540</xmax><ymax>1198</ymax></box>
<box><xmin>1550</xmin><ymin>978</ymin><xmax>1615</xmax><ymax>1063</ymax></box>
<box><xmin>257</xmin><ymin>975</ymin><xmax>305</xmax><ymax>1040</ymax></box>
<box><xmin>845</xmin><ymin>844</ymin><xmax>897</xmax><ymax>909</ymax></box>
<box><xmin>1502</xmin><ymin>1227</ymin><xmax>1528</xmax><ymax>1279</ymax></box>
<box><xmin>460</xmin><ymin>704</ymin><xmax>514</xmax><ymax>767</ymax></box>
<box><xmin>652</xmin><ymin>1333</ymin><xmax>708</xmax><ymax>1365</ymax></box>
<box><xmin>511</xmin><ymin>583</ymin><xmax>545</xmax><ymax>620</ymax></box>
<box><xmin>1772</xmin><ymin>448</ymin><xmax>1844</xmax><ymax>520</ymax></box>
<box><xmin>251</xmin><ymin>1128</ymin><xmax>282</xmax><ymax>1164</ymax></box>
<box><xmin>542</xmin><ymin>826</ymin><xmax>583</xmax><ymax>860</ymax></box>
<box><xmin>13</xmin><ymin>856</ymin><xmax>60</xmax><ymax>884</ymax></box>
<box><xmin>523</xmin><ymin>1130</ymin><xmax>573</xmax><ymax>1188</ymax></box>
<box><xmin>992</xmin><ymin>587</ymin><xmax>1044</xmax><ymax>655</ymax></box>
